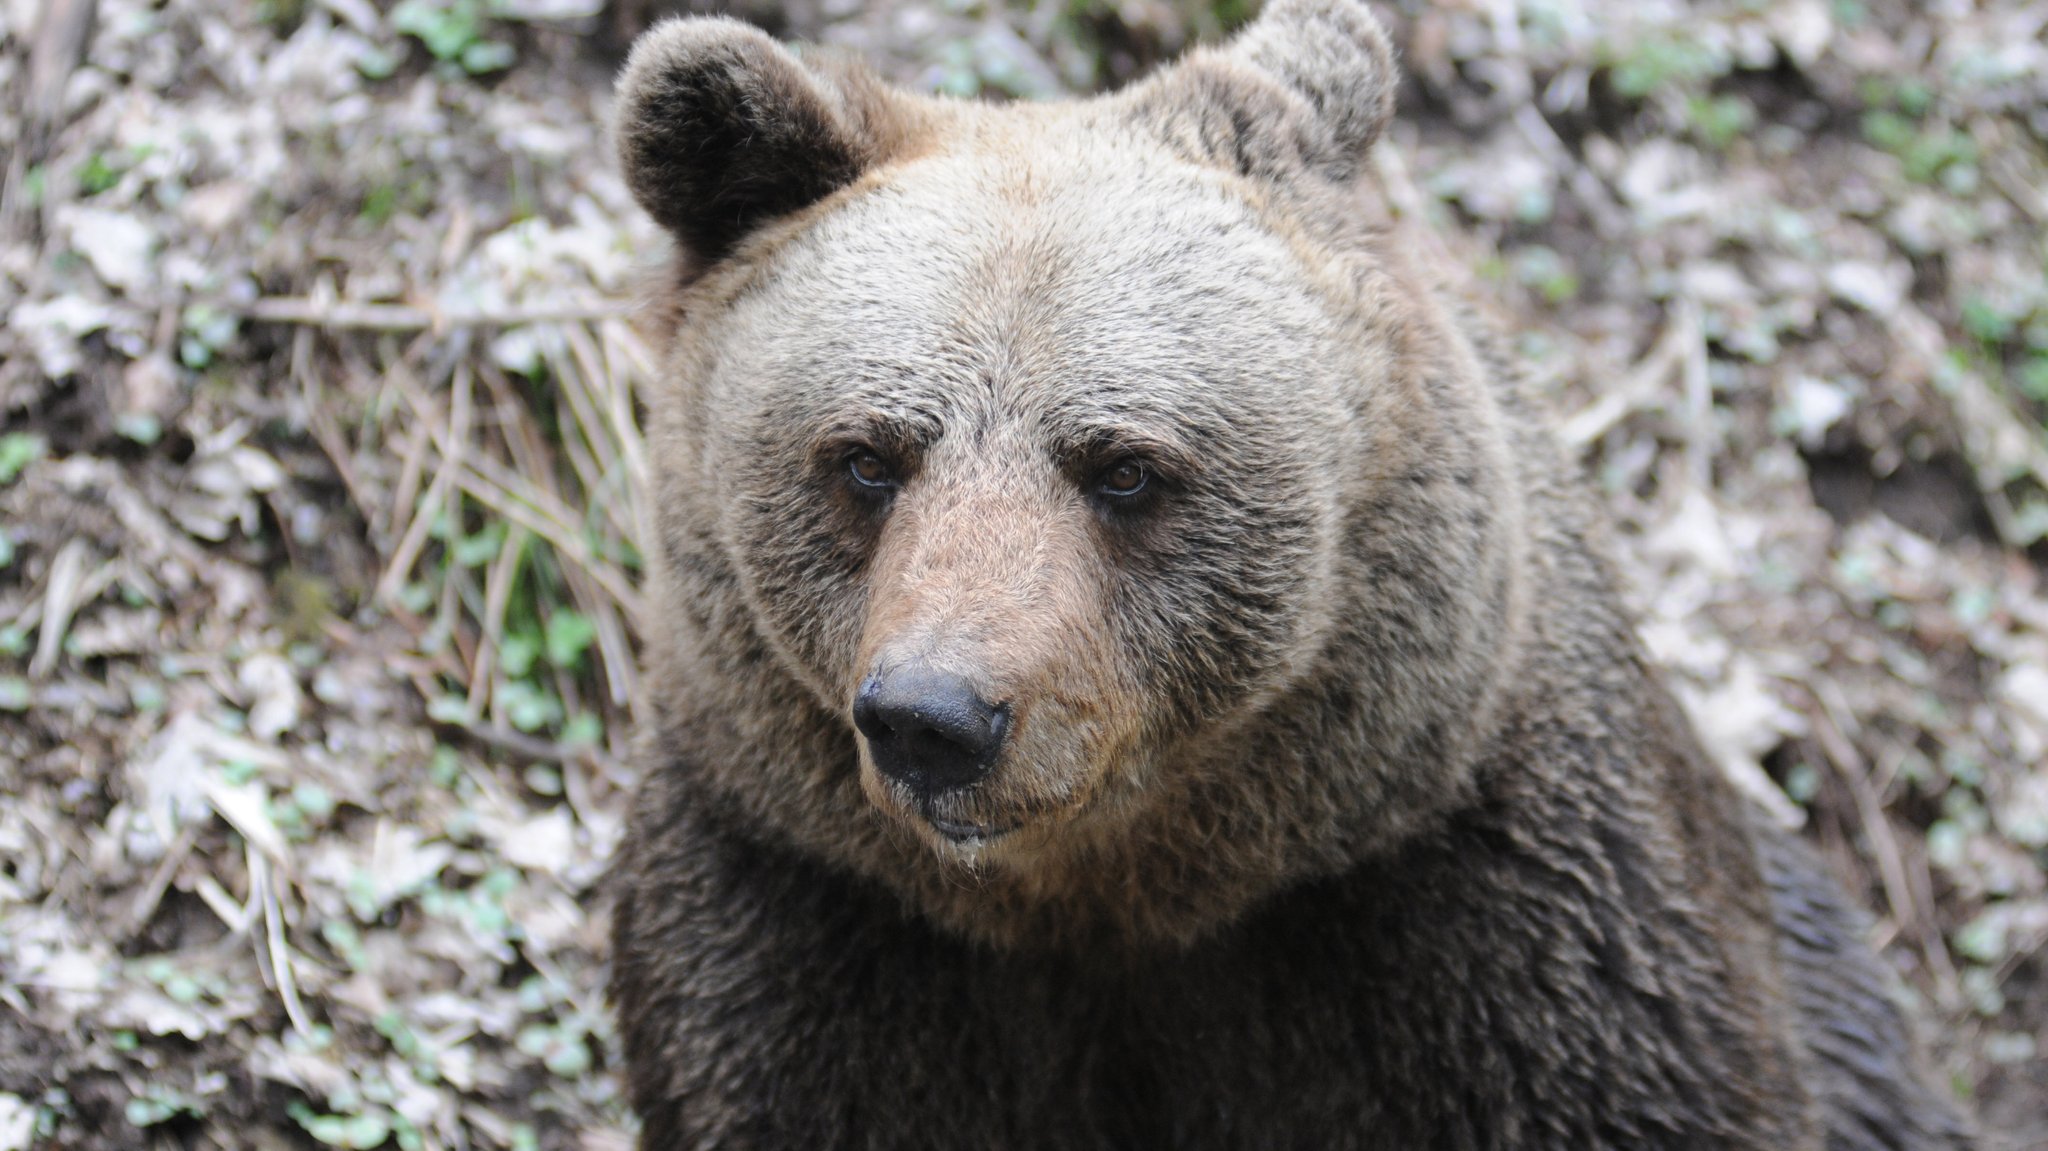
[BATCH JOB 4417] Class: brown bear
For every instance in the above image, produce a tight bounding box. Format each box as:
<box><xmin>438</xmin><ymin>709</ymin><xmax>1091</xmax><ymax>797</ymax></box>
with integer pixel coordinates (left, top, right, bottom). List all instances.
<box><xmin>605</xmin><ymin>2</ymin><xmax>1974</xmax><ymax>1147</ymax></box>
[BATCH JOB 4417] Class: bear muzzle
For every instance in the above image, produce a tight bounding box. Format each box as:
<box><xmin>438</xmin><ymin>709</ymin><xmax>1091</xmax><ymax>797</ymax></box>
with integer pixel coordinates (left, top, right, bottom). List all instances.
<box><xmin>852</xmin><ymin>664</ymin><xmax>1012</xmax><ymax>830</ymax></box>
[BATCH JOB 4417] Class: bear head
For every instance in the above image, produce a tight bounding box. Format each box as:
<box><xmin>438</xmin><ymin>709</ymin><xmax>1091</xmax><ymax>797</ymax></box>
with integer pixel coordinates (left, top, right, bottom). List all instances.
<box><xmin>616</xmin><ymin>0</ymin><xmax>1532</xmax><ymax>948</ymax></box>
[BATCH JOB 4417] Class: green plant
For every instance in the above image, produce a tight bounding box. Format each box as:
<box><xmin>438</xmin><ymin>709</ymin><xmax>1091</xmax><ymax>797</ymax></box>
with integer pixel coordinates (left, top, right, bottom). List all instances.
<box><xmin>1686</xmin><ymin>94</ymin><xmax>1756</xmax><ymax>151</ymax></box>
<box><xmin>179</xmin><ymin>304</ymin><xmax>240</xmax><ymax>370</ymax></box>
<box><xmin>288</xmin><ymin>1101</ymin><xmax>399</xmax><ymax>1150</ymax></box>
<box><xmin>390</xmin><ymin>0</ymin><xmax>515</xmax><ymax>75</ymax></box>
<box><xmin>1860</xmin><ymin>79</ymin><xmax>1979</xmax><ymax>187</ymax></box>
<box><xmin>360</xmin><ymin>182</ymin><xmax>398</xmax><ymax>225</ymax></box>
<box><xmin>77</xmin><ymin>152</ymin><xmax>124</xmax><ymax>196</ymax></box>
<box><xmin>1961</xmin><ymin>296</ymin><xmax>2017</xmax><ymax>345</ymax></box>
<box><xmin>18</xmin><ymin>165</ymin><xmax>46</xmax><ymax>208</ymax></box>
<box><xmin>1859</xmin><ymin>75</ymin><xmax>1932</xmax><ymax>117</ymax></box>
<box><xmin>257</xmin><ymin>0</ymin><xmax>307</xmax><ymax>30</ymax></box>
<box><xmin>1952</xmin><ymin>294</ymin><xmax>2048</xmax><ymax>407</ymax></box>
<box><xmin>411</xmin><ymin>491</ymin><xmax>624</xmax><ymax>741</ymax></box>
<box><xmin>516</xmin><ymin>1018</ymin><xmax>595</xmax><ymax>1079</ymax></box>
<box><xmin>1206</xmin><ymin>0</ymin><xmax>1257</xmax><ymax>32</ymax></box>
<box><xmin>1606</xmin><ymin>34</ymin><xmax>1726</xmax><ymax>100</ymax></box>
<box><xmin>2017</xmin><ymin>356</ymin><xmax>2048</xmax><ymax>403</ymax></box>
<box><xmin>125</xmin><ymin>1089</ymin><xmax>202</xmax><ymax>1128</ymax></box>
<box><xmin>1509</xmin><ymin>246</ymin><xmax>1580</xmax><ymax>306</ymax></box>
<box><xmin>0</xmin><ymin>433</ymin><xmax>46</xmax><ymax>484</ymax></box>
<box><xmin>138</xmin><ymin>956</ymin><xmax>230</xmax><ymax>1006</ymax></box>
<box><xmin>1781</xmin><ymin>762</ymin><xmax>1820</xmax><ymax>804</ymax></box>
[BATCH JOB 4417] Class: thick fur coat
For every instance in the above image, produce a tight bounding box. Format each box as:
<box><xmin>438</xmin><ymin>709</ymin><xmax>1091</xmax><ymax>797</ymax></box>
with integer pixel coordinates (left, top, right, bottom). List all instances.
<box><xmin>606</xmin><ymin>2</ymin><xmax>1973</xmax><ymax>1147</ymax></box>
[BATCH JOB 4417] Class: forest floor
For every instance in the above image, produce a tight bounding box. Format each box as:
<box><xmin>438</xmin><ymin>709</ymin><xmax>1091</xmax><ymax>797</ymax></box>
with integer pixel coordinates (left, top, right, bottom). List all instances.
<box><xmin>2</xmin><ymin>0</ymin><xmax>2046</xmax><ymax>1147</ymax></box>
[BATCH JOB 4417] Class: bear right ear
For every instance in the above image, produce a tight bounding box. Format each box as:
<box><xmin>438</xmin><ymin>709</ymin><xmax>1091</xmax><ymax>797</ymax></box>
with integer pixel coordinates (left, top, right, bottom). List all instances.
<box><xmin>1132</xmin><ymin>0</ymin><xmax>1397</xmax><ymax>183</ymax></box>
<box><xmin>613</xmin><ymin>19</ymin><xmax>885</xmax><ymax>267</ymax></box>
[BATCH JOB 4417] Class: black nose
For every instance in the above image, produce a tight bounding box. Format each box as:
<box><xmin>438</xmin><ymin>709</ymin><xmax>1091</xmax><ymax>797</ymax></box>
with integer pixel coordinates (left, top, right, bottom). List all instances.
<box><xmin>852</xmin><ymin>666</ymin><xmax>1008</xmax><ymax>798</ymax></box>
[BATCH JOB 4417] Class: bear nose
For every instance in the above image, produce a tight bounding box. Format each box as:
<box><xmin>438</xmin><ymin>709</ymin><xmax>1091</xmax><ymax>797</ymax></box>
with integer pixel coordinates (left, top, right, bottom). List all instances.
<box><xmin>852</xmin><ymin>666</ymin><xmax>1009</xmax><ymax>798</ymax></box>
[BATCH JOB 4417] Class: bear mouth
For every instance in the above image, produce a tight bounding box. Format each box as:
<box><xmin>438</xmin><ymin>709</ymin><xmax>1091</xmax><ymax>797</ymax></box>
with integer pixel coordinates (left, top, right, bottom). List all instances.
<box><xmin>924</xmin><ymin>812</ymin><xmax>1020</xmax><ymax>846</ymax></box>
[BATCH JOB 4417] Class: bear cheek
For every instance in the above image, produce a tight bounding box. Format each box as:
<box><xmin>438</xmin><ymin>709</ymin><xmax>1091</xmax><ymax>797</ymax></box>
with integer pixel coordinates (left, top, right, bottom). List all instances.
<box><xmin>721</xmin><ymin>468</ymin><xmax>879</xmax><ymax>700</ymax></box>
<box><xmin>1106</xmin><ymin>487</ymin><xmax>1325</xmax><ymax>734</ymax></box>
<box><xmin>1012</xmin><ymin>640</ymin><xmax>1156</xmax><ymax>817</ymax></box>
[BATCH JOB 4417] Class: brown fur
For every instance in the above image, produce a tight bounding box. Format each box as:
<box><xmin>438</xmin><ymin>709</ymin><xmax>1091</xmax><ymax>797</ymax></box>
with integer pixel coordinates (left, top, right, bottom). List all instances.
<box><xmin>607</xmin><ymin>3</ymin><xmax>1973</xmax><ymax>1147</ymax></box>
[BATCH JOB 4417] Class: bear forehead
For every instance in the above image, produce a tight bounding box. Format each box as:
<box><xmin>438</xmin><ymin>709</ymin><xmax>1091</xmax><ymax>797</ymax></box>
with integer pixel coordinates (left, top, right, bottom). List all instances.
<box><xmin>704</xmin><ymin>135</ymin><xmax>1345</xmax><ymax>430</ymax></box>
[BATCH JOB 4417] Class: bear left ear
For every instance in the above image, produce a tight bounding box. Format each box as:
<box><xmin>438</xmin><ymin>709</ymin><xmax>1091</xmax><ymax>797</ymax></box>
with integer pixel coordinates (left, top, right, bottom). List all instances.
<box><xmin>1132</xmin><ymin>0</ymin><xmax>1397</xmax><ymax>182</ymax></box>
<box><xmin>613</xmin><ymin>18</ymin><xmax>893</xmax><ymax>267</ymax></box>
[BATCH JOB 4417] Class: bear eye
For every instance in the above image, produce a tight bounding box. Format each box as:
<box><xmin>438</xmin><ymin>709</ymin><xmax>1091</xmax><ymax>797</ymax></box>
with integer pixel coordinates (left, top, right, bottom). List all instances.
<box><xmin>1097</xmin><ymin>459</ymin><xmax>1148</xmax><ymax>498</ymax></box>
<box><xmin>848</xmin><ymin>450</ymin><xmax>896</xmax><ymax>490</ymax></box>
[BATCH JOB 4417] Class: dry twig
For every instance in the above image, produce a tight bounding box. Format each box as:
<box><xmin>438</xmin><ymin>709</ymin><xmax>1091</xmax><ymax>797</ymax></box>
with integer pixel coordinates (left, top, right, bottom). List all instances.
<box><xmin>235</xmin><ymin>297</ymin><xmax>632</xmax><ymax>331</ymax></box>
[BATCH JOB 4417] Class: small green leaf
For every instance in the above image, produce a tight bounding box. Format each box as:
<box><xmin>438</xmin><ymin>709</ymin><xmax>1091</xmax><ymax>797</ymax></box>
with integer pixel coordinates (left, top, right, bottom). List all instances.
<box><xmin>452</xmin><ymin>522</ymin><xmax>505</xmax><ymax>567</ymax></box>
<box><xmin>322</xmin><ymin>920</ymin><xmax>369</xmax><ymax>970</ymax></box>
<box><xmin>79</xmin><ymin>153</ymin><xmax>123</xmax><ymax>196</ymax></box>
<box><xmin>125</xmin><ymin>1089</ymin><xmax>200</xmax><ymax>1128</ymax></box>
<box><xmin>397</xmin><ymin>580</ymin><xmax>436</xmax><ymax>614</ymax></box>
<box><xmin>1894</xmin><ymin>76</ymin><xmax>1932</xmax><ymax>116</ymax></box>
<box><xmin>1955</xmin><ymin>910</ymin><xmax>2008</xmax><ymax>964</ymax></box>
<box><xmin>429</xmin><ymin>746</ymin><xmax>462</xmax><ymax>787</ymax></box>
<box><xmin>0</xmin><ymin>433</ymin><xmax>47</xmax><ymax>484</ymax></box>
<box><xmin>499</xmin><ymin>680</ymin><xmax>562</xmax><ymax>732</ymax></box>
<box><xmin>560</xmin><ymin>711</ymin><xmax>602</xmax><ymax>746</ymax></box>
<box><xmin>544</xmin><ymin>611</ymin><xmax>597</xmax><ymax>669</ymax></box>
<box><xmin>356</xmin><ymin>45</ymin><xmax>399</xmax><ymax>80</ymax></box>
<box><xmin>544</xmin><ymin>1038</ymin><xmax>592</xmax><ymax>1078</ymax></box>
<box><xmin>2018</xmin><ymin>356</ymin><xmax>2048</xmax><ymax>402</ymax></box>
<box><xmin>292</xmin><ymin>782</ymin><xmax>335</xmax><ymax>820</ymax></box>
<box><xmin>515</xmin><ymin>1024</ymin><xmax>554</xmax><ymax>1058</ymax></box>
<box><xmin>1609</xmin><ymin>35</ymin><xmax>1723</xmax><ymax>100</ymax></box>
<box><xmin>392</xmin><ymin>0</ymin><xmax>480</xmax><ymax>61</ymax></box>
<box><xmin>1781</xmin><ymin>763</ymin><xmax>1819</xmax><ymax>804</ymax></box>
<box><xmin>180</xmin><ymin>303</ymin><xmax>239</xmax><ymax>355</ymax></box>
<box><xmin>1686</xmin><ymin>94</ymin><xmax>1755</xmax><ymax>151</ymax></box>
<box><xmin>498</xmin><ymin>631</ymin><xmax>540</xmax><ymax>679</ymax></box>
<box><xmin>114</xmin><ymin>412</ymin><xmax>162</xmax><ymax>444</ymax></box>
<box><xmin>347</xmin><ymin>868</ymin><xmax>383</xmax><ymax>922</ymax></box>
<box><xmin>125</xmin><ymin>1098</ymin><xmax>166</xmax><ymax>1127</ymax></box>
<box><xmin>1861</xmin><ymin>110</ymin><xmax>1915</xmax><ymax>153</ymax></box>
<box><xmin>1961</xmin><ymin>297</ymin><xmax>2015</xmax><ymax>344</ymax></box>
<box><xmin>460</xmin><ymin>40</ymin><xmax>515</xmax><ymax>74</ymax></box>
<box><xmin>301</xmin><ymin>1115</ymin><xmax>349</xmax><ymax>1146</ymax></box>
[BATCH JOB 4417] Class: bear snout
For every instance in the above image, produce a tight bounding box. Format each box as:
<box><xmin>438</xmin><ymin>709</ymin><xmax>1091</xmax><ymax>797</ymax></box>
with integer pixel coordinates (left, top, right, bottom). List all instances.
<box><xmin>852</xmin><ymin>664</ymin><xmax>1011</xmax><ymax>804</ymax></box>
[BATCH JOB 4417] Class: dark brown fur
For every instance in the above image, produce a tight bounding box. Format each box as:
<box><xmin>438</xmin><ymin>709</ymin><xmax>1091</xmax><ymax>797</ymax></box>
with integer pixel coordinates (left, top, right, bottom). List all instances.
<box><xmin>607</xmin><ymin>3</ymin><xmax>1973</xmax><ymax>1147</ymax></box>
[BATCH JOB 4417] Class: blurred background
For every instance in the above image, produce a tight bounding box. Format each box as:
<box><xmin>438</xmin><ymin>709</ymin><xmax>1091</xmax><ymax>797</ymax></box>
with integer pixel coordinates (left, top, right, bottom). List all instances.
<box><xmin>1</xmin><ymin>0</ymin><xmax>2045</xmax><ymax>1147</ymax></box>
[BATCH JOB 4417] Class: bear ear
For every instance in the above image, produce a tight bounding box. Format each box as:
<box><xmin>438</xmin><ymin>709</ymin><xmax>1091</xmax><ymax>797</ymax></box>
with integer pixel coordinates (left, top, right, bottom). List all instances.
<box><xmin>613</xmin><ymin>18</ymin><xmax>884</xmax><ymax>266</ymax></box>
<box><xmin>1136</xmin><ymin>0</ymin><xmax>1397</xmax><ymax>182</ymax></box>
